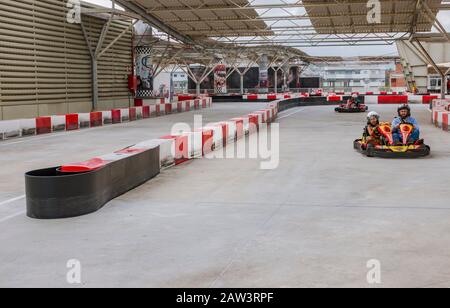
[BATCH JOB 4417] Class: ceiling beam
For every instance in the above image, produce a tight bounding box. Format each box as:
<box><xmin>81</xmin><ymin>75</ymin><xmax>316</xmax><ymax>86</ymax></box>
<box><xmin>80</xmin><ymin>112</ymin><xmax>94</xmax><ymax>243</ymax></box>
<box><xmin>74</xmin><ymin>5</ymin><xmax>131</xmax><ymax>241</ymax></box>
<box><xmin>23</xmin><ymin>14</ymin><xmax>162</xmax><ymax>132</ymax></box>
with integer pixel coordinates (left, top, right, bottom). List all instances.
<box><xmin>144</xmin><ymin>0</ymin><xmax>448</xmax><ymax>13</ymax></box>
<box><xmin>115</xmin><ymin>0</ymin><xmax>197</xmax><ymax>45</ymax></box>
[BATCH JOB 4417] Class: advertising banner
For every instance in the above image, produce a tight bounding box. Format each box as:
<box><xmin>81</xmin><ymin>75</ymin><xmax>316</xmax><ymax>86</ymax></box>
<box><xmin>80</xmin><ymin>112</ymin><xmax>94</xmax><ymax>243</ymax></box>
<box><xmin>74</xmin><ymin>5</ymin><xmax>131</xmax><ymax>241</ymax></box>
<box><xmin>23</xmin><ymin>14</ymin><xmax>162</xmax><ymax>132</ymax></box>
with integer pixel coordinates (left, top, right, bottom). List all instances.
<box><xmin>136</xmin><ymin>46</ymin><xmax>154</xmax><ymax>98</ymax></box>
<box><xmin>214</xmin><ymin>62</ymin><xmax>227</xmax><ymax>94</ymax></box>
<box><xmin>258</xmin><ymin>55</ymin><xmax>269</xmax><ymax>93</ymax></box>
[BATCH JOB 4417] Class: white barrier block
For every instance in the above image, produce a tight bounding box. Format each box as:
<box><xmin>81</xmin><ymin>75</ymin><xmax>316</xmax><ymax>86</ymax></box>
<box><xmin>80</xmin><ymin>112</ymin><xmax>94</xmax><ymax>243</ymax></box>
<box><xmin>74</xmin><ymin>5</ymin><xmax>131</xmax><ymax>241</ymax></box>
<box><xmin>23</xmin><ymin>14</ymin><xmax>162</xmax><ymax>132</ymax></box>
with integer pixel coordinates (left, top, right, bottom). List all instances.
<box><xmin>136</xmin><ymin>106</ymin><xmax>143</xmax><ymax>119</ymax></box>
<box><xmin>408</xmin><ymin>95</ymin><xmax>422</xmax><ymax>104</ymax></box>
<box><xmin>182</xmin><ymin>131</ymin><xmax>202</xmax><ymax>159</ymax></box>
<box><xmin>102</xmin><ymin>111</ymin><xmax>112</xmax><ymax>124</ymax></box>
<box><xmin>0</xmin><ymin>120</ymin><xmax>21</xmax><ymax>139</ymax></box>
<box><xmin>204</xmin><ymin>125</ymin><xmax>224</xmax><ymax>150</ymax></box>
<box><xmin>365</xmin><ymin>95</ymin><xmax>378</xmax><ymax>104</ymax></box>
<box><xmin>171</xmin><ymin>103</ymin><xmax>178</xmax><ymax>113</ymax></box>
<box><xmin>78</xmin><ymin>113</ymin><xmax>90</xmax><ymax>128</ymax></box>
<box><xmin>120</xmin><ymin>108</ymin><xmax>130</xmax><ymax>122</ymax></box>
<box><xmin>51</xmin><ymin>115</ymin><xmax>66</xmax><ymax>131</ymax></box>
<box><xmin>132</xmin><ymin>139</ymin><xmax>175</xmax><ymax>168</ymax></box>
<box><xmin>224</xmin><ymin>121</ymin><xmax>237</xmax><ymax>143</ymax></box>
<box><xmin>19</xmin><ymin>118</ymin><xmax>36</xmax><ymax>136</ymax></box>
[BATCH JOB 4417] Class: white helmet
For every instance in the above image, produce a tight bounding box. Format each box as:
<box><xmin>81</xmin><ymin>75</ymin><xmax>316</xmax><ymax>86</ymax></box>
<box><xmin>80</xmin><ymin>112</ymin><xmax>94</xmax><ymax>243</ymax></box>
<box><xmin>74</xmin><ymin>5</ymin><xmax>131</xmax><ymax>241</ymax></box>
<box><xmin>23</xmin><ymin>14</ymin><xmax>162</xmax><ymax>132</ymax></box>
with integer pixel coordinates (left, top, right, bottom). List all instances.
<box><xmin>352</xmin><ymin>93</ymin><xmax>358</xmax><ymax>98</ymax></box>
<box><xmin>367</xmin><ymin>111</ymin><xmax>380</xmax><ymax>120</ymax></box>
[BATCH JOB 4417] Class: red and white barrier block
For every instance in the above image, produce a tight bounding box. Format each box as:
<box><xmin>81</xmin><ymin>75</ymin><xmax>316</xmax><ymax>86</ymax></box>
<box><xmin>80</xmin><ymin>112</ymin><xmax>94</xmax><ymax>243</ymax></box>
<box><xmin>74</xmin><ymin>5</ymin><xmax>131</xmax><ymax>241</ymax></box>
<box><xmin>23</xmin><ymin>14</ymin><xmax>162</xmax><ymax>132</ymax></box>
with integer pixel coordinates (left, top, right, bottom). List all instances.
<box><xmin>327</xmin><ymin>95</ymin><xmax>343</xmax><ymax>102</ymax></box>
<box><xmin>364</xmin><ymin>95</ymin><xmax>408</xmax><ymax>105</ymax></box>
<box><xmin>408</xmin><ymin>95</ymin><xmax>439</xmax><ymax>105</ymax></box>
<box><xmin>432</xmin><ymin>99</ymin><xmax>450</xmax><ymax>131</ymax></box>
<box><xmin>0</xmin><ymin>97</ymin><xmax>213</xmax><ymax>142</ymax></box>
<box><xmin>243</xmin><ymin>93</ymin><xmax>302</xmax><ymax>101</ymax></box>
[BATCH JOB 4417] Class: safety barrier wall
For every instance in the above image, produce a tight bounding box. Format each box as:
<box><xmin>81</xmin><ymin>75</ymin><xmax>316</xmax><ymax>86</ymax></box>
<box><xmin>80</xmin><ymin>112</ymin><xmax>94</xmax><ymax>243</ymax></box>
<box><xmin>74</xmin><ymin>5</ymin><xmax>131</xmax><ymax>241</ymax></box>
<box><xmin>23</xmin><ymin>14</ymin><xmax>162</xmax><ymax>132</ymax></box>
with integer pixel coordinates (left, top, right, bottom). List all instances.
<box><xmin>0</xmin><ymin>98</ymin><xmax>213</xmax><ymax>141</ymax></box>
<box><xmin>431</xmin><ymin>99</ymin><xmax>450</xmax><ymax>132</ymax></box>
<box><xmin>241</xmin><ymin>92</ymin><xmax>449</xmax><ymax>105</ymax></box>
<box><xmin>25</xmin><ymin>101</ymin><xmax>280</xmax><ymax>219</ymax></box>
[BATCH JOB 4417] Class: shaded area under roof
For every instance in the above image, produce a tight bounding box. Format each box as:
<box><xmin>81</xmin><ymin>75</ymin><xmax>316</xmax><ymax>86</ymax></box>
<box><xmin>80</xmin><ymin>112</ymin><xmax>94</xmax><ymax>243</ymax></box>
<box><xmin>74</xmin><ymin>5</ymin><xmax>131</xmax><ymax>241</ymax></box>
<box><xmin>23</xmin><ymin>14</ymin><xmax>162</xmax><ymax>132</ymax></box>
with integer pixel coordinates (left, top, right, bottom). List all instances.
<box><xmin>122</xmin><ymin>0</ymin><xmax>274</xmax><ymax>38</ymax></box>
<box><xmin>303</xmin><ymin>0</ymin><xmax>443</xmax><ymax>34</ymax></box>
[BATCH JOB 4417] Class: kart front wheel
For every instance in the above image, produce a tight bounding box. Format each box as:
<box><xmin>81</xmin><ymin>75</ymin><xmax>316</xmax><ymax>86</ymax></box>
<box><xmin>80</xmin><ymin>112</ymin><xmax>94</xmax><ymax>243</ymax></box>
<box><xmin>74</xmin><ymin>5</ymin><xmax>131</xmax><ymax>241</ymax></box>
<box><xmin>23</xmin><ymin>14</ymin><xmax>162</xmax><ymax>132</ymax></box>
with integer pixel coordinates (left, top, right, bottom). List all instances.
<box><xmin>366</xmin><ymin>144</ymin><xmax>375</xmax><ymax>157</ymax></box>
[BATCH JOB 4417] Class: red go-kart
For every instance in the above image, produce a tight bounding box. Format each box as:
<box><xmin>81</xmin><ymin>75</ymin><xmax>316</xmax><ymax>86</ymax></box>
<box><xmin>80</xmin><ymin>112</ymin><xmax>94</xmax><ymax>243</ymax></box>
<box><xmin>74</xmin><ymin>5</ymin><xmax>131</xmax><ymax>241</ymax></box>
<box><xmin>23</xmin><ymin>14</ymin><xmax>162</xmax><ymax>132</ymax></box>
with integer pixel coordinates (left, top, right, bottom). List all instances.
<box><xmin>354</xmin><ymin>123</ymin><xmax>430</xmax><ymax>158</ymax></box>
<box><xmin>335</xmin><ymin>100</ymin><xmax>368</xmax><ymax>113</ymax></box>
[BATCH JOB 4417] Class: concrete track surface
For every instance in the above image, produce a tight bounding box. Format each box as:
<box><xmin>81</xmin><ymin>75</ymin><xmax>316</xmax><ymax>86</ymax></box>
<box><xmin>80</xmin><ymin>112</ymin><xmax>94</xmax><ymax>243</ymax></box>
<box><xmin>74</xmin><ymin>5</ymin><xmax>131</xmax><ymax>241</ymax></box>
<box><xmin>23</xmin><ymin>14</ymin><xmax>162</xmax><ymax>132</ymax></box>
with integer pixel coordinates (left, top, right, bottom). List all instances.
<box><xmin>1</xmin><ymin>103</ymin><xmax>450</xmax><ymax>288</ymax></box>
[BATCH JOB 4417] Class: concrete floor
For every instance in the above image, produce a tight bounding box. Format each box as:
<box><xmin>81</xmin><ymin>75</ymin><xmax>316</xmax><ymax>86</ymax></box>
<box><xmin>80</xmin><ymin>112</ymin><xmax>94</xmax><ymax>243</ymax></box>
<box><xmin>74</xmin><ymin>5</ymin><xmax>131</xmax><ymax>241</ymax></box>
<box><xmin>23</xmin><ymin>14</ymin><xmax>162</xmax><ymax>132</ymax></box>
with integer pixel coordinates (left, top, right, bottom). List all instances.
<box><xmin>1</xmin><ymin>103</ymin><xmax>450</xmax><ymax>288</ymax></box>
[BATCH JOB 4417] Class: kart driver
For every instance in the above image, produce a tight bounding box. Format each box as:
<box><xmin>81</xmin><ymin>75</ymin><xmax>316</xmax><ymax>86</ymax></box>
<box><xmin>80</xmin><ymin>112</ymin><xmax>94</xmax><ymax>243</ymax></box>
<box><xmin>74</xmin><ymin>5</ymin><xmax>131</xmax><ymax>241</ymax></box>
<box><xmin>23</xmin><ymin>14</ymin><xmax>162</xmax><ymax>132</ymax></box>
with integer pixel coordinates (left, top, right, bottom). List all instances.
<box><xmin>365</xmin><ymin>111</ymin><xmax>382</xmax><ymax>145</ymax></box>
<box><xmin>347</xmin><ymin>94</ymin><xmax>361</xmax><ymax>108</ymax></box>
<box><xmin>392</xmin><ymin>104</ymin><xmax>422</xmax><ymax>144</ymax></box>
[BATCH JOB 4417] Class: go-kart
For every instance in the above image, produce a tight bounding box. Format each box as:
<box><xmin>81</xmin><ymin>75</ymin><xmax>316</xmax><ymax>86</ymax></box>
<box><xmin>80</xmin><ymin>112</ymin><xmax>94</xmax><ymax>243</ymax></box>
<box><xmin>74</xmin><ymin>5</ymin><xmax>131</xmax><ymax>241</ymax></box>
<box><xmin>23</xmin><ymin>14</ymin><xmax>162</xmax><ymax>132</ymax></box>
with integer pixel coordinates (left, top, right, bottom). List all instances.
<box><xmin>354</xmin><ymin>123</ymin><xmax>430</xmax><ymax>158</ymax></box>
<box><xmin>335</xmin><ymin>101</ymin><xmax>368</xmax><ymax>113</ymax></box>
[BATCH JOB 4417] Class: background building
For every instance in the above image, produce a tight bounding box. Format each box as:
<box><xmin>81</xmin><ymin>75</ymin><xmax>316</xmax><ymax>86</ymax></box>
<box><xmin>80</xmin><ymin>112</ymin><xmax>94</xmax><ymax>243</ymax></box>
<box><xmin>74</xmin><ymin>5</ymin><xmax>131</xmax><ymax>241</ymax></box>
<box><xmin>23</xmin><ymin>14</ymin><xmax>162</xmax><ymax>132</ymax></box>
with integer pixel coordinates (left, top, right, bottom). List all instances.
<box><xmin>153</xmin><ymin>70</ymin><xmax>189</xmax><ymax>97</ymax></box>
<box><xmin>389</xmin><ymin>61</ymin><xmax>408</xmax><ymax>92</ymax></box>
<box><xmin>320</xmin><ymin>61</ymin><xmax>397</xmax><ymax>92</ymax></box>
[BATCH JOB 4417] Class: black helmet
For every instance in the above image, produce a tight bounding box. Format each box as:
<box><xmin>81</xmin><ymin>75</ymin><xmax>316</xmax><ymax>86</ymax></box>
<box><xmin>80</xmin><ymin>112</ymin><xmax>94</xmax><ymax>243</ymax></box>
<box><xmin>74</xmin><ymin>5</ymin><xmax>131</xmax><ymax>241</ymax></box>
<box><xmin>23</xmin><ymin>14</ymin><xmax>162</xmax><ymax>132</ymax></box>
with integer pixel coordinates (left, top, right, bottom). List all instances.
<box><xmin>397</xmin><ymin>104</ymin><xmax>411</xmax><ymax>117</ymax></box>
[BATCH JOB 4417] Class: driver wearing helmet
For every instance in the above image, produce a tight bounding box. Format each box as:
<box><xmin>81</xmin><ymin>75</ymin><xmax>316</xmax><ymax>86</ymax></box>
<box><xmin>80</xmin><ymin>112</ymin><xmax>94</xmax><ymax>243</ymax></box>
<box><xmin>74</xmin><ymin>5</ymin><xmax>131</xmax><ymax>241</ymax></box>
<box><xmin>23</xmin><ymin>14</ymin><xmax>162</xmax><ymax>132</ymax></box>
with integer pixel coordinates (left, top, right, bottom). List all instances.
<box><xmin>347</xmin><ymin>94</ymin><xmax>361</xmax><ymax>108</ymax></box>
<box><xmin>392</xmin><ymin>104</ymin><xmax>421</xmax><ymax>144</ymax></box>
<box><xmin>364</xmin><ymin>111</ymin><xmax>382</xmax><ymax>145</ymax></box>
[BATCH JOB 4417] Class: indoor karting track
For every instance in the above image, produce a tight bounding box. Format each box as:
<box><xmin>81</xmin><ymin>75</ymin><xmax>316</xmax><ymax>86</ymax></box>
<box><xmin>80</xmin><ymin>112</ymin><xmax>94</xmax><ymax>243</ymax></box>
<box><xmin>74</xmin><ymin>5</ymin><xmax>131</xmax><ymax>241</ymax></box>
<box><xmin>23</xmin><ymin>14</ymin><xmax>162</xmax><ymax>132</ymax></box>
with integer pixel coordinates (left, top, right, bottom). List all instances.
<box><xmin>1</xmin><ymin>103</ymin><xmax>450</xmax><ymax>288</ymax></box>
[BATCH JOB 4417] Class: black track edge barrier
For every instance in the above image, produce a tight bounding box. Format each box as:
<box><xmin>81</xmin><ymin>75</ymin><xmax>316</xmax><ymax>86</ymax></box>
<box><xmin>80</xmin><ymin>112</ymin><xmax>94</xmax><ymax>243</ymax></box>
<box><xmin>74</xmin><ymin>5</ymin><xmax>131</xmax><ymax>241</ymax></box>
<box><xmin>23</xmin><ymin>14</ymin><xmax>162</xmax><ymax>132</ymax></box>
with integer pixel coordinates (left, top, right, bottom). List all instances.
<box><xmin>212</xmin><ymin>95</ymin><xmax>364</xmax><ymax>104</ymax></box>
<box><xmin>277</xmin><ymin>96</ymin><xmax>341</xmax><ymax>112</ymax></box>
<box><xmin>25</xmin><ymin>146</ymin><xmax>161</xmax><ymax>219</ymax></box>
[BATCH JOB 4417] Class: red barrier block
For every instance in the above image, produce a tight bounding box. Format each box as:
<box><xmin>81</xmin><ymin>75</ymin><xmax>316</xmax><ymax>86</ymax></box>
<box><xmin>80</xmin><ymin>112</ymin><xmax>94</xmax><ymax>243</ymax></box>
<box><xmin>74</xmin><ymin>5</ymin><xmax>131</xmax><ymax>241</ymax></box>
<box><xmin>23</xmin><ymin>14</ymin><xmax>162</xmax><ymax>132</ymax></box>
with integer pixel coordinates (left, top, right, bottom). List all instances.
<box><xmin>36</xmin><ymin>117</ymin><xmax>51</xmax><ymax>135</ymax></box>
<box><xmin>202</xmin><ymin>99</ymin><xmax>207</xmax><ymax>108</ymax></box>
<box><xmin>177</xmin><ymin>102</ymin><xmax>183</xmax><ymax>113</ymax></box>
<box><xmin>142</xmin><ymin>105</ymin><xmax>150</xmax><ymax>118</ymax></box>
<box><xmin>90</xmin><ymin>112</ymin><xmax>103</xmax><ymax>127</ymax></box>
<box><xmin>248</xmin><ymin>94</ymin><xmax>258</xmax><ymax>100</ymax></box>
<box><xmin>134</xmin><ymin>98</ymin><xmax>143</xmax><ymax>107</ymax></box>
<box><xmin>216</xmin><ymin>123</ymin><xmax>228</xmax><ymax>147</ymax></box>
<box><xmin>155</xmin><ymin>105</ymin><xmax>161</xmax><ymax>116</ymax></box>
<box><xmin>60</xmin><ymin>158</ymin><xmax>109</xmax><ymax>173</ymax></box>
<box><xmin>248</xmin><ymin>114</ymin><xmax>259</xmax><ymax>133</ymax></box>
<box><xmin>267</xmin><ymin>94</ymin><xmax>277</xmax><ymax>100</ymax></box>
<box><xmin>129</xmin><ymin>107</ymin><xmax>137</xmax><ymax>121</ymax></box>
<box><xmin>65</xmin><ymin>114</ymin><xmax>79</xmax><ymax>131</ymax></box>
<box><xmin>165</xmin><ymin>104</ymin><xmax>172</xmax><ymax>114</ymax></box>
<box><xmin>111</xmin><ymin>109</ymin><xmax>121</xmax><ymax>124</ymax></box>
<box><xmin>284</xmin><ymin>94</ymin><xmax>291</xmax><ymax>99</ymax></box>
<box><xmin>231</xmin><ymin>118</ymin><xmax>244</xmax><ymax>140</ymax></box>
<box><xmin>194</xmin><ymin>100</ymin><xmax>200</xmax><ymax>109</ymax></box>
<box><xmin>177</xmin><ymin>95</ymin><xmax>194</xmax><ymax>102</ymax></box>
<box><xmin>201</xmin><ymin>128</ymin><xmax>214</xmax><ymax>155</ymax></box>
<box><xmin>263</xmin><ymin>109</ymin><xmax>271</xmax><ymax>123</ymax></box>
<box><xmin>185</xmin><ymin>101</ymin><xmax>191</xmax><ymax>112</ymax></box>
<box><xmin>423</xmin><ymin>95</ymin><xmax>439</xmax><ymax>104</ymax></box>
<box><xmin>328</xmin><ymin>96</ymin><xmax>341</xmax><ymax>102</ymax></box>
<box><xmin>380</xmin><ymin>91</ymin><xmax>388</xmax><ymax>95</ymax></box>
<box><xmin>255</xmin><ymin>111</ymin><xmax>266</xmax><ymax>123</ymax></box>
<box><xmin>366</xmin><ymin>92</ymin><xmax>374</xmax><ymax>95</ymax></box>
<box><xmin>443</xmin><ymin>113</ymin><xmax>449</xmax><ymax>131</ymax></box>
<box><xmin>378</xmin><ymin>95</ymin><xmax>408</xmax><ymax>104</ymax></box>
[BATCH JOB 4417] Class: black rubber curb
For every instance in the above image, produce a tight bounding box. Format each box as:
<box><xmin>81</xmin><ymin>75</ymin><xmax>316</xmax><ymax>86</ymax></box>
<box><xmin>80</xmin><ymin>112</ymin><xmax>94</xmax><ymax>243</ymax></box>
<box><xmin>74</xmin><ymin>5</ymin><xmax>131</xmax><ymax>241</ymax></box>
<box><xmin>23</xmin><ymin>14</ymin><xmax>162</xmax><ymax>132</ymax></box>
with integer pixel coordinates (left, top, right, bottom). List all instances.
<box><xmin>25</xmin><ymin>147</ymin><xmax>160</xmax><ymax>219</ymax></box>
